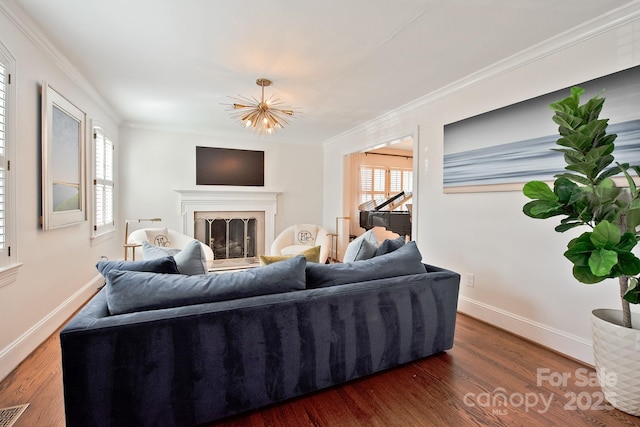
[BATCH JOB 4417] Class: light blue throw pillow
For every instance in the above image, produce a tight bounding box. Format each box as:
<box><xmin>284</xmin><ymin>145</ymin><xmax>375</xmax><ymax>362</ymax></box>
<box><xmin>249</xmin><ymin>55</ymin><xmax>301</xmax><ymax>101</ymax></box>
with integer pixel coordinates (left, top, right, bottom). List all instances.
<box><xmin>306</xmin><ymin>241</ymin><xmax>426</xmax><ymax>289</ymax></box>
<box><xmin>142</xmin><ymin>239</ymin><xmax>207</xmax><ymax>275</ymax></box>
<box><xmin>343</xmin><ymin>229</ymin><xmax>379</xmax><ymax>262</ymax></box>
<box><xmin>104</xmin><ymin>256</ymin><xmax>307</xmax><ymax>315</ymax></box>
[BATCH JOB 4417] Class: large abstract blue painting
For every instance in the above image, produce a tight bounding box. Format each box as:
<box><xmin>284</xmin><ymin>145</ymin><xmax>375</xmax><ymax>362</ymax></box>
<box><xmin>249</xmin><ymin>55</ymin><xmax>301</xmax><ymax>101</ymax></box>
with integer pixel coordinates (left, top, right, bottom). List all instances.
<box><xmin>443</xmin><ymin>66</ymin><xmax>640</xmax><ymax>192</ymax></box>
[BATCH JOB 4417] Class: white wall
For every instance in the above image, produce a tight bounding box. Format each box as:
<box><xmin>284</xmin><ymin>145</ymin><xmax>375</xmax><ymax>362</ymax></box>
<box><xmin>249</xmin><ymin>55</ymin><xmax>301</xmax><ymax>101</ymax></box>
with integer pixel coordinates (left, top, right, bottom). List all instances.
<box><xmin>323</xmin><ymin>9</ymin><xmax>640</xmax><ymax>364</ymax></box>
<box><xmin>0</xmin><ymin>3</ymin><xmax>122</xmax><ymax>380</ymax></box>
<box><xmin>119</xmin><ymin>127</ymin><xmax>324</xmax><ymax>241</ymax></box>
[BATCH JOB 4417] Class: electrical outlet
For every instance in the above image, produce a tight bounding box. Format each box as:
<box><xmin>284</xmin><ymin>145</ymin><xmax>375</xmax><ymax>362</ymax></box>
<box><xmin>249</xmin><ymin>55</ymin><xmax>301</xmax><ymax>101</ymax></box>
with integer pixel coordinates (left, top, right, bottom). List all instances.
<box><xmin>465</xmin><ymin>273</ymin><xmax>474</xmax><ymax>288</ymax></box>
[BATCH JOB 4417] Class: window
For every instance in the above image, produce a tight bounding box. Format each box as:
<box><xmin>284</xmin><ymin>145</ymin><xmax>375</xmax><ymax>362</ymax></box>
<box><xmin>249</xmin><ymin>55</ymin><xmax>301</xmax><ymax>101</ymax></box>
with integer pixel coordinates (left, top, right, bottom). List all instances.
<box><xmin>389</xmin><ymin>167</ymin><xmax>413</xmax><ymax>194</ymax></box>
<box><xmin>359</xmin><ymin>165</ymin><xmax>387</xmax><ymax>205</ymax></box>
<box><xmin>360</xmin><ymin>165</ymin><xmax>413</xmax><ymax>210</ymax></box>
<box><xmin>92</xmin><ymin>126</ymin><xmax>114</xmax><ymax>237</ymax></box>
<box><xmin>0</xmin><ymin>41</ymin><xmax>19</xmax><ymax>286</ymax></box>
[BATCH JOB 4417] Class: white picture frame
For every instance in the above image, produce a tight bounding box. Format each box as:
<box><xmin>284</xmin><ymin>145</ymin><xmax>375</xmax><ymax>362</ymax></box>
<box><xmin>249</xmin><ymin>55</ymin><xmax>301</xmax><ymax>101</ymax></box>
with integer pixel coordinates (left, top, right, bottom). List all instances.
<box><xmin>41</xmin><ymin>81</ymin><xmax>86</xmax><ymax>230</ymax></box>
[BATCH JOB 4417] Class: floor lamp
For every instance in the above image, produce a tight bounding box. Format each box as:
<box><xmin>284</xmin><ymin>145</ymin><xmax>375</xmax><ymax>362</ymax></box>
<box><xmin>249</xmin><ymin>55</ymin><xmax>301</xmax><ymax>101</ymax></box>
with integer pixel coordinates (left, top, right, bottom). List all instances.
<box><xmin>124</xmin><ymin>218</ymin><xmax>162</xmax><ymax>260</ymax></box>
<box><xmin>330</xmin><ymin>217</ymin><xmax>350</xmax><ymax>262</ymax></box>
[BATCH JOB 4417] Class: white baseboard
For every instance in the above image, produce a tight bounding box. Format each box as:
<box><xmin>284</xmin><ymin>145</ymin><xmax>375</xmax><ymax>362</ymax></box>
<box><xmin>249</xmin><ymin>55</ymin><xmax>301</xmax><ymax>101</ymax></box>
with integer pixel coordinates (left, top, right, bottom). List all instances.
<box><xmin>457</xmin><ymin>296</ymin><xmax>594</xmax><ymax>365</ymax></box>
<box><xmin>0</xmin><ymin>275</ymin><xmax>102</xmax><ymax>382</ymax></box>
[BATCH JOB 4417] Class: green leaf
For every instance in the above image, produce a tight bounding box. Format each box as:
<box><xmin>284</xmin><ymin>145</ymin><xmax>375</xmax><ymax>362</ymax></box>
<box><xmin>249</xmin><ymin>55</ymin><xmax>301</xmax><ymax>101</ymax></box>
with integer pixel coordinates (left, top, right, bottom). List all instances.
<box><xmin>580</xmin><ymin>119</ymin><xmax>609</xmax><ymax>143</ymax></box>
<box><xmin>616</xmin><ymin>162</ymin><xmax>638</xmax><ymax>197</ymax></box>
<box><xmin>588</xmin><ymin>248</ymin><xmax>618</xmax><ymax>276</ymax></box>
<box><xmin>594</xmin><ymin>178</ymin><xmax>621</xmax><ymax>203</ymax></box>
<box><xmin>573</xmin><ymin>265</ymin><xmax>607</xmax><ymax>284</ymax></box>
<box><xmin>552</xmin><ymin>148</ymin><xmax>584</xmax><ymax>163</ymax></box>
<box><xmin>555</xmin><ymin>221</ymin><xmax>584</xmax><ymax>233</ymax></box>
<box><xmin>597</xmin><ymin>133</ymin><xmax>618</xmax><ymax>147</ymax></box>
<box><xmin>592</xmin><ymin>143</ymin><xmax>616</xmax><ymax>158</ymax></box>
<box><xmin>594</xmin><ymin>155</ymin><xmax>615</xmax><ymax>176</ymax></box>
<box><xmin>624</xmin><ymin>278</ymin><xmax>640</xmax><ymax>304</ymax></box>
<box><xmin>553</xmin><ymin>116</ymin><xmax>582</xmax><ymax>133</ymax></box>
<box><xmin>590</xmin><ymin>220</ymin><xmax>621</xmax><ymax>248</ymax></box>
<box><xmin>614</xmin><ymin>252</ymin><xmax>640</xmax><ymax>276</ymax></box>
<box><xmin>523</xmin><ymin>181</ymin><xmax>557</xmax><ymax>201</ymax></box>
<box><xmin>558</xmin><ymin>134</ymin><xmax>592</xmax><ymax>152</ymax></box>
<box><xmin>523</xmin><ymin>200</ymin><xmax>562</xmax><ymax>219</ymax></box>
<box><xmin>553</xmin><ymin>172</ymin><xmax>591</xmax><ymax>186</ymax></box>
<box><xmin>553</xmin><ymin>177</ymin><xmax>578</xmax><ymax>203</ymax></box>
<box><xmin>616</xmin><ymin>232</ymin><xmax>638</xmax><ymax>252</ymax></box>
<box><xmin>564</xmin><ymin>240</ymin><xmax>593</xmax><ymax>267</ymax></box>
<box><xmin>595</xmin><ymin>164</ymin><xmax>624</xmax><ymax>184</ymax></box>
<box><xmin>566</xmin><ymin>161</ymin><xmax>596</xmax><ymax>177</ymax></box>
<box><xmin>627</xmin><ymin>208</ymin><xmax>640</xmax><ymax>236</ymax></box>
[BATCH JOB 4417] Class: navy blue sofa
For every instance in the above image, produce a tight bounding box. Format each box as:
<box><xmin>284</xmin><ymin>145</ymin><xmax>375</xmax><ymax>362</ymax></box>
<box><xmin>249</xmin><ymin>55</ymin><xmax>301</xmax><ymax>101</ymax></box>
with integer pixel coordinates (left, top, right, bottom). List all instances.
<box><xmin>60</xmin><ymin>242</ymin><xmax>460</xmax><ymax>427</ymax></box>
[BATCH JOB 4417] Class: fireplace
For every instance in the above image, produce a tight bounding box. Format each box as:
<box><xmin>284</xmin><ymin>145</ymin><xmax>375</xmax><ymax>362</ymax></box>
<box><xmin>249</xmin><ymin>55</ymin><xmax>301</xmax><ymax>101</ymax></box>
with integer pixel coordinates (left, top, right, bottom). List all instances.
<box><xmin>176</xmin><ymin>189</ymin><xmax>280</xmax><ymax>269</ymax></box>
<box><xmin>194</xmin><ymin>211</ymin><xmax>264</xmax><ymax>264</ymax></box>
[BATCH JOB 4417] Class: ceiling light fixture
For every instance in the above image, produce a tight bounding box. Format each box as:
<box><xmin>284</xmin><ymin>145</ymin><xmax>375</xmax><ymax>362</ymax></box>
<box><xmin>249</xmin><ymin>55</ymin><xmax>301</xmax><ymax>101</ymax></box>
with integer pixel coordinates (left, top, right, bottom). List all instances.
<box><xmin>228</xmin><ymin>78</ymin><xmax>296</xmax><ymax>135</ymax></box>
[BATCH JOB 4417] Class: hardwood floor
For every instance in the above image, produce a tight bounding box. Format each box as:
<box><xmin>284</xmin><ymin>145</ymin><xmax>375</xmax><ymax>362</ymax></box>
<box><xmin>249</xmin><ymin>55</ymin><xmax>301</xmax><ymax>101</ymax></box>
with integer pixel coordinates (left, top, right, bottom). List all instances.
<box><xmin>1</xmin><ymin>311</ymin><xmax>639</xmax><ymax>426</ymax></box>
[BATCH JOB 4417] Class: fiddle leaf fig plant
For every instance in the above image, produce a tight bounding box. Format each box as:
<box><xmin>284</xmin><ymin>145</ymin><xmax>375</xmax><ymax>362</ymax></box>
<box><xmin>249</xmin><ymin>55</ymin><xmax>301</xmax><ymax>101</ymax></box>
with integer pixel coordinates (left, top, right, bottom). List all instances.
<box><xmin>522</xmin><ymin>86</ymin><xmax>640</xmax><ymax>328</ymax></box>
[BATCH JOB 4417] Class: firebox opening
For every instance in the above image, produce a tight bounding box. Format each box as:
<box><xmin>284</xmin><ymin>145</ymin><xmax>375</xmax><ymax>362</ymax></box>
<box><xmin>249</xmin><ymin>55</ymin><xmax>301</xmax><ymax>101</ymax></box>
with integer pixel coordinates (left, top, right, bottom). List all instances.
<box><xmin>194</xmin><ymin>211</ymin><xmax>265</xmax><ymax>268</ymax></box>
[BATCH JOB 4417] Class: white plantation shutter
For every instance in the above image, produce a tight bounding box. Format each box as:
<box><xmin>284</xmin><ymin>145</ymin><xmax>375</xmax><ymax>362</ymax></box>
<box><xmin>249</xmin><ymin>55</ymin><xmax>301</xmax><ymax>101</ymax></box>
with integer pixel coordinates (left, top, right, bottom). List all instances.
<box><xmin>393</xmin><ymin>168</ymin><xmax>413</xmax><ymax>211</ymax></box>
<box><xmin>0</xmin><ymin>41</ymin><xmax>18</xmax><ymax>280</ymax></box>
<box><xmin>403</xmin><ymin>170</ymin><xmax>413</xmax><ymax>192</ymax></box>
<box><xmin>389</xmin><ymin>169</ymin><xmax>402</xmax><ymax>193</ymax></box>
<box><xmin>93</xmin><ymin>126</ymin><xmax>114</xmax><ymax>236</ymax></box>
<box><xmin>361</xmin><ymin>165</ymin><xmax>414</xmax><ymax>211</ymax></box>
<box><xmin>360</xmin><ymin>165</ymin><xmax>386</xmax><ymax>205</ymax></box>
<box><xmin>0</xmin><ymin>62</ymin><xmax>6</xmax><ymax>255</ymax></box>
<box><xmin>390</xmin><ymin>167</ymin><xmax>413</xmax><ymax>194</ymax></box>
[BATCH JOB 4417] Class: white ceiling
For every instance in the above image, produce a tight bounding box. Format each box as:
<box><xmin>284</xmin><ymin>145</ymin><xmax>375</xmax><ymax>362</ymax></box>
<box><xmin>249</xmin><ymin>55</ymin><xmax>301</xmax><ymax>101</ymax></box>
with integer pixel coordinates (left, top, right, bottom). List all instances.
<box><xmin>9</xmin><ymin>0</ymin><xmax>635</xmax><ymax>145</ymax></box>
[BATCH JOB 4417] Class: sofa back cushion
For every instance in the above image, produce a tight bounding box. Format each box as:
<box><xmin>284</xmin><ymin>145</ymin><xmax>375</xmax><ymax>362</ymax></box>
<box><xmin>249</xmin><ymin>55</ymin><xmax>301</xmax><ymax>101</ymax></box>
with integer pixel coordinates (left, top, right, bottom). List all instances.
<box><xmin>306</xmin><ymin>241</ymin><xmax>426</xmax><ymax>289</ymax></box>
<box><xmin>96</xmin><ymin>256</ymin><xmax>179</xmax><ymax>277</ymax></box>
<box><xmin>105</xmin><ymin>255</ymin><xmax>307</xmax><ymax>315</ymax></box>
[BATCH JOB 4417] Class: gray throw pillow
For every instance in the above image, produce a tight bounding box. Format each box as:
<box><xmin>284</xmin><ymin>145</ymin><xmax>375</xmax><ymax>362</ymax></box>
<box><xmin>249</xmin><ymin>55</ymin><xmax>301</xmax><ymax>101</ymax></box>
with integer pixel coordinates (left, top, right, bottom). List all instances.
<box><xmin>374</xmin><ymin>236</ymin><xmax>406</xmax><ymax>256</ymax></box>
<box><xmin>96</xmin><ymin>256</ymin><xmax>179</xmax><ymax>277</ymax></box>
<box><xmin>142</xmin><ymin>239</ymin><xmax>207</xmax><ymax>275</ymax></box>
<box><xmin>343</xmin><ymin>230</ymin><xmax>379</xmax><ymax>262</ymax></box>
<box><xmin>105</xmin><ymin>256</ymin><xmax>307</xmax><ymax>315</ymax></box>
<box><xmin>306</xmin><ymin>241</ymin><xmax>426</xmax><ymax>289</ymax></box>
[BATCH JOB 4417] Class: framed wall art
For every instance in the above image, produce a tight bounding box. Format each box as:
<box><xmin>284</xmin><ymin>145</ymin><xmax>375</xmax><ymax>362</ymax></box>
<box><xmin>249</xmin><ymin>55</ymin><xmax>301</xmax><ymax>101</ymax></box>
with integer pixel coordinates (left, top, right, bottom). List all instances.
<box><xmin>41</xmin><ymin>81</ymin><xmax>86</xmax><ymax>230</ymax></box>
<box><xmin>443</xmin><ymin>65</ymin><xmax>640</xmax><ymax>193</ymax></box>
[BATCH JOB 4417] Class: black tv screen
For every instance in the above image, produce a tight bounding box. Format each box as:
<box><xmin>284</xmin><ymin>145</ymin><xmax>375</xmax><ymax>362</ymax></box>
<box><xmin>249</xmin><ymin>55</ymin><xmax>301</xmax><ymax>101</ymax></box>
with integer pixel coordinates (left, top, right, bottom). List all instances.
<box><xmin>196</xmin><ymin>146</ymin><xmax>264</xmax><ymax>186</ymax></box>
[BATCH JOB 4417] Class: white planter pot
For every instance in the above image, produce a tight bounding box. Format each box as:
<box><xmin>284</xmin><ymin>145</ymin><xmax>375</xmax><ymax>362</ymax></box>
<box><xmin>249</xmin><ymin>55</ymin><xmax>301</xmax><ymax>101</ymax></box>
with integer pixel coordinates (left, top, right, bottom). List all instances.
<box><xmin>591</xmin><ymin>308</ymin><xmax>640</xmax><ymax>416</ymax></box>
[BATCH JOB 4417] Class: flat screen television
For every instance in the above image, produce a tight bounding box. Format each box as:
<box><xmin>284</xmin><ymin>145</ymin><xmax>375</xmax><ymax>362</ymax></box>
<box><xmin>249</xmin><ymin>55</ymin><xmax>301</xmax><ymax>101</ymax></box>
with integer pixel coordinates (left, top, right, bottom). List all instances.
<box><xmin>196</xmin><ymin>146</ymin><xmax>265</xmax><ymax>186</ymax></box>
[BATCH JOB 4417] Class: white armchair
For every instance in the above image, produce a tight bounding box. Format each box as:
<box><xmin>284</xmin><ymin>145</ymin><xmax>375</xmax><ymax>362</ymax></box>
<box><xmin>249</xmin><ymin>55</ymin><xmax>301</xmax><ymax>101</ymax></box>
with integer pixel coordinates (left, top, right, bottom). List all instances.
<box><xmin>270</xmin><ymin>224</ymin><xmax>330</xmax><ymax>264</ymax></box>
<box><xmin>127</xmin><ymin>228</ymin><xmax>214</xmax><ymax>268</ymax></box>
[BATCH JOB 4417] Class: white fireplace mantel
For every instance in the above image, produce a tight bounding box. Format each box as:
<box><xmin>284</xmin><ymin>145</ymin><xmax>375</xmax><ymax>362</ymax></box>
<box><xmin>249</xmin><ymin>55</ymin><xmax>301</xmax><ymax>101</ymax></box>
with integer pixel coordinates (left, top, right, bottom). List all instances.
<box><xmin>175</xmin><ymin>188</ymin><xmax>280</xmax><ymax>253</ymax></box>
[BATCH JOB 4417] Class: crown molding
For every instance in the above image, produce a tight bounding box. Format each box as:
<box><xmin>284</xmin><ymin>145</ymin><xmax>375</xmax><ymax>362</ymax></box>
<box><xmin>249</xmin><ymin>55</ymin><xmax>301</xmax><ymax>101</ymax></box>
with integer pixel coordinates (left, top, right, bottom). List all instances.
<box><xmin>0</xmin><ymin>0</ymin><xmax>121</xmax><ymax>125</ymax></box>
<box><xmin>323</xmin><ymin>0</ymin><xmax>640</xmax><ymax>147</ymax></box>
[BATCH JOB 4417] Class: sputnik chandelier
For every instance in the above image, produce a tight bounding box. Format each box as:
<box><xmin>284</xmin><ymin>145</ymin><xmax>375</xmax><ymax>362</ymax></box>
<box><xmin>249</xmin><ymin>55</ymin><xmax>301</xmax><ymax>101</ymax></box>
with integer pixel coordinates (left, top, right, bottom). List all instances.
<box><xmin>228</xmin><ymin>78</ymin><xmax>297</xmax><ymax>135</ymax></box>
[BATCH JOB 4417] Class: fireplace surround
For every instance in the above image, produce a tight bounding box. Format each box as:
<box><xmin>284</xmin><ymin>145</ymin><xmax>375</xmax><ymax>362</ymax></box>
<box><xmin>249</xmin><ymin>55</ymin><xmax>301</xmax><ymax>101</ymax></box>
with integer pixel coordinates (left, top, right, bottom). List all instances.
<box><xmin>176</xmin><ymin>188</ymin><xmax>279</xmax><ymax>267</ymax></box>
